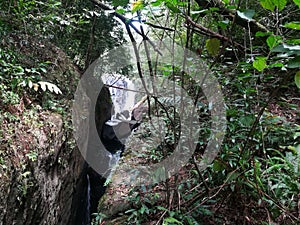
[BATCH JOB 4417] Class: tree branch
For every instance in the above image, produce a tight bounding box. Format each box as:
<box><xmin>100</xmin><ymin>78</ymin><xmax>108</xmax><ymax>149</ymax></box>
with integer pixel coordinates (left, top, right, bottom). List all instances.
<box><xmin>194</xmin><ymin>0</ymin><xmax>269</xmax><ymax>33</ymax></box>
<box><xmin>185</xmin><ymin>16</ymin><xmax>244</xmax><ymax>49</ymax></box>
<box><xmin>90</xmin><ymin>0</ymin><xmax>162</xmax><ymax>55</ymax></box>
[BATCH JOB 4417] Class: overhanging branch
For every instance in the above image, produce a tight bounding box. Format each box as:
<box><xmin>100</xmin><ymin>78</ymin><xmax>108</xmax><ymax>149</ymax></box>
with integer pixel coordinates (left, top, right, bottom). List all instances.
<box><xmin>194</xmin><ymin>0</ymin><xmax>269</xmax><ymax>33</ymax></box>
<box><xmin>90</xmin><ymin>0</ymin><xmax>162</xmax><ymax>55</ymax></box>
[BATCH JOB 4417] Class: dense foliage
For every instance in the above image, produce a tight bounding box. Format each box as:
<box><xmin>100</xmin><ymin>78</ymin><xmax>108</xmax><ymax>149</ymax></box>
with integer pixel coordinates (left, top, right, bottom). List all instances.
<box><xmin>1</xmin><ymin>0</ymin><xmax>299</xmax><ymax>224</ymax></box>
<box><xmin>90</xmin><ymin>0</ymin><xmax>300</xmax><ymax>224</ymax></box>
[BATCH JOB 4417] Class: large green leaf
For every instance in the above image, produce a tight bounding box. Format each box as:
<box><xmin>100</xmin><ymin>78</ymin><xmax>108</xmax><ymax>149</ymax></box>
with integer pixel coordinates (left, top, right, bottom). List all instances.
<box><xmin>295</xmin><ymin>71</ymin><xmax>300</xmax><ymax>88</ymax></box>
<box><xmin>288</xmin><ymin>56</ymin><xmax>300</xmax><ymax>68</ymax></box>
<box><xmin>260</xmin><ymin>0</ymin><xmax>275</xmax><ymax>11</ymax></box>
<box><xmin>260</xmin><ymin>0</ymin><xmax>287</xmax><ymax>11</ymax></box>
<box><xmin>283</xmin><ymin>44</ymin><xmax>300</xmax><ymax>51</ymax></box>
<box><xmin>272</xmin><ymin>0</ymin><xmax>287</xmax><ymax>11</ymax></box>
<box><xmin>205</xmin><ymin>38</ymin><xmax>220</xmax><ymax>56</ymax></box>
<box><xmin>293</xmin><ymin>0</ymin><xmax>300</xmax><ymax>8</ymax></box>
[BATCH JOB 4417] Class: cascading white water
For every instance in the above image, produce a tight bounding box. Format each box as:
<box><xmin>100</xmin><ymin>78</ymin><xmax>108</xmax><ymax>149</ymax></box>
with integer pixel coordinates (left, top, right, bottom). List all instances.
<box><xmin>102</xmin><ymin>74</ymin><xmax>136</xmax><ymax>177</ymax></box>
<box><xmin>102</xmin><ymin>74</ymin><xmax>136</xmax><ymax>118</ymax></box>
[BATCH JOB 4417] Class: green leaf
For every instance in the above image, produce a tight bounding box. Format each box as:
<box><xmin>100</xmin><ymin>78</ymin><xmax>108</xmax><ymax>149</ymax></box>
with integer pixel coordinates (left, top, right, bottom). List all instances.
<box><xmin>39</xmin><ymin>67</ymin><xmax>47</xmax><ymax>73</ymax></box>
<box><xmin>269</xmin><ymin>63</ymin><xmax>284</xmax><ymax>68</ymax></box>
<box><xmin>272</xmin><ymin>0</ymin><xmax>287</xmax><ymax>11</ymax></box>
<box><xmin>295</xmin><ymin>71</ymin><xmax>300</xmax><ymax>88</ymax></box>
<box><xmin>266</xmin><ymin>35</ymin><xmax>281</xmax><ymax>49</ymax></box>
<box><xmin>163</xmin><ymin>217</ymin><xmax>183</xmax><ymax>225</ymax></box>
<box><xmin>112</xmin><ymin>0</ymin><xmax>129</xmax><ymax>7</ymax></box>
<box><xmin>132</xmin><ymin>0</ymin><xmax>144</xmax><ymax>13</ymax></box>
<box><xmin>218</xmin><ymin>19</ymin><xmax>230</xmax><ymax>29</ymax></box>
<box><xmin>151</xmin><ymin>0</ymin><xmax>163</xmax><ymax>6</ymax></box>
<box><xmin>283</xmin><ymin>43</ymin><xmax>300</xmax><ymax>51</ymax></box>
<box><xmin>115</xmin><ymin>8</ymin><xmax>127</xmax><ymax>14</ymax></box>
<box><xmin>287</xmin><ymin>39</ymin><xmax>300</xmax><ymax>45</ymax></box>
<box><xmin>287</xmin><ymin>56</ymin><xmax>300</xmax><ymax>68</ymax></box>
<box><xmin>237</xmin><ymin>9</ymin><xmax>255</xmax><ymax>22</ymax></box>
<box><xmin>284</xmin><ymin>22</ymin><xmax>300</xmax><ymax>30</ymax></box>
<box><xmin>165</xmin><ymin>2</ymin><xmax>181</xmax><ymax>13</ymax></box>
<box><xmin>255</xmin><ymin>31</ymin><xmax>272</xmax><ymax>37</ymax></box>
<box><xmin>205</xmin><ymin>38</ymin><xmax>220</xmax><ymax>56</ymax></box>
<box><xmin>260</xmin><ymin>0</ymin><xmax>287</xmax><ymax>11</ymax></box>
<box><xmin>253</xmin><ymin>57</ymin><xmax>267</xmax><ymax>72</ymax></box>
<box><xmin>294</xmin><ymin>0</ymin><xmax>300</xmax><ymax>8</ymax></box>
<box><xmin>260</xmin><ymin>0</ymin><xmax>275</xmax><ymax>11</ymax></box>
<box><xmin>213</xmin><ymin>160</ymin><xmax>226</xmax><ymax>172</ymax></box>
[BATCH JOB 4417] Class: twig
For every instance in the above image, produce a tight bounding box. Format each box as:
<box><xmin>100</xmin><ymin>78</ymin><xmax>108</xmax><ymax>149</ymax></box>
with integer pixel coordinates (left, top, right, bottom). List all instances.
<box><xmin>145</xmin><ymin>22</ymin><xmax>175</xmax><ymax>31</ymax></box>
<box><xmin>104</xmin><ymin>84</ymin><xmax>146</xmax><ymax>94</ymax></box>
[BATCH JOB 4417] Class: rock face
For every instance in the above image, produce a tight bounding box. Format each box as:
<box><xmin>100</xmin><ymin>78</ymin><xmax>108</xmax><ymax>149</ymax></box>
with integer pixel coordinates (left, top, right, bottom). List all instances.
<box><xmin>0</xmin><ymin>109</ymin><xmax>83</xmax><ymax>225</ymax></box>
<box><xmin>0</xmin><ymin>84</ymin><xmax>114</xmax><ymax>225</ymax></box>
<box><xmin>0</xmin><ymin>36</ymin><xmax>114</xmax><ymax>224</ymax></box>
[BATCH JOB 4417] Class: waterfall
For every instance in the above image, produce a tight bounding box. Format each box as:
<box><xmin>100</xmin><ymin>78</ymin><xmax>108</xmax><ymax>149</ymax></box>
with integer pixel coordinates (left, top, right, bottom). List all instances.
<box><xmin>74</xmin><ymin>74</ymin><xmax>137</xmax><ymax>225</ymax></box>
<box><xmin>102</xmin><ymin>74</ymin><xmax>136</xmax><ymax>117</ymax></box>
<box><xmin>102</xmin><ymin>74</ymin><xmax>137</xmax><ymax>173</ymax></box>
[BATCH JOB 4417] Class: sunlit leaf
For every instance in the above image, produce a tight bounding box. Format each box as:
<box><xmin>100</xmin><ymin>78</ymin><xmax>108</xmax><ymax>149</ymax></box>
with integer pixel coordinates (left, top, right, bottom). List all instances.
<box><xmin>163</xmin><ymin>217</ymin><xmax>183</xmax><ymax>225</ymax></box>
<box><xmin>33</xmin><ymin>83</ymin><xmax>39</xmax><ymax>91</ymax></box>
<box><xmin>151</xmin><ymin>0</ymin><xmax>163</xmax><ymax>6</ymax></box>
<box><xmin>39</xmin><ymin>82</ymin><xmax>46</xmax><ymax>91</ymax></box>
<box><xmin>260</xmin><ymin>0</ymin><xmax>287</xmax><ymax>11</ymax></box>
<box><xmin>272</xmin><ymin>0</ymin><xmax>287</xmax><ymax>11</ymax></box>
<box><xmin>253</xmin><ymin>57</ymin><xmax>267</xmax><ymax>72</ymax></box>
<box><xmin>266</xmin><ymin>35</ymin><xmax>281</xmax><ymax>49</ymax></box>
<box><xmin>295</xmin><ymin>71</ymin><xmax>300</xmax><ymax>88</ymax></box>
<box><xmin>255</xmin><ymin>31</ymin><xmax>272</xmax><ymax>37</ymax></box>
<box><xmin>115</xmin><ymin>8</ymin><xmax>127</xmax><ymax>14</ymax></box>
<box><xmin>39</xmin><ymin>67</ymin><xmax>47</xmax><ymax>73</ymax></box>
<box><xmin>287</xmin><ymin>39</ymin><xmax>300</xmax><ymax>45</ymax></box>
<box><xmin>132</xmin><ymin>0</ymin><xmax>144</xmax><ymax>13</ymax></box>
<box><xmin>206</xmin><ymin>38</ymin><xmax>220</xmax><ymax>56</ymax></box>
<box><xmin>294</xmin><ymin>0</ymin><xmax>300</xmax><ymax>8</ymax></box>
<box><xmin>284</xmin><ymin>22</ymin><xmax>300</xmax><ymax>30</ymax></box>
<box><xmin>260</xmin><ymin>0</ymin><xmax>275</xmax><ymax>11</ymax></box>
<box><xmin>38</xmin><ymin>81</ymin><xmax>62</xmax><ymax>94</ymax></box>
<box><xmin>18</xmin><ymin>81</ymin><xmax>26</xmax><ymax>87</ymax></box>
<box><xmin>28</xmin><ymin>80</ymin><xmax>33</xmax><ymax>88</ymax></box>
